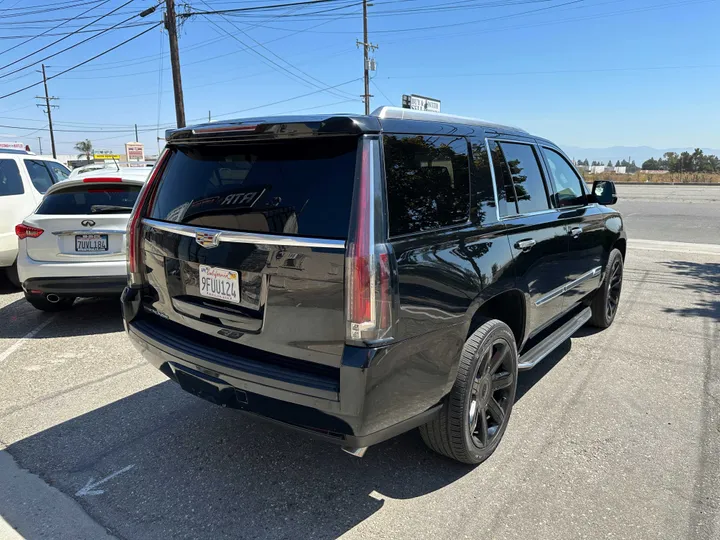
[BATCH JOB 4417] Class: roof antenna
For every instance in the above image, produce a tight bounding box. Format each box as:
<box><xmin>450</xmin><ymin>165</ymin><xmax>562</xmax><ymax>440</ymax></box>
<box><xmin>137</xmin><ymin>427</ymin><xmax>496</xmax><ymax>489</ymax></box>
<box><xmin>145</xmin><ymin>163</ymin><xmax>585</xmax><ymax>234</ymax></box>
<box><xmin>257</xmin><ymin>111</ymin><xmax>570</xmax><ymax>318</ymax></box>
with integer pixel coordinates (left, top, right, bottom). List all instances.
<box><xmin>111</xmin><ymin>154</ymin><xmax>120</xmax><ymax>172</ymax></box>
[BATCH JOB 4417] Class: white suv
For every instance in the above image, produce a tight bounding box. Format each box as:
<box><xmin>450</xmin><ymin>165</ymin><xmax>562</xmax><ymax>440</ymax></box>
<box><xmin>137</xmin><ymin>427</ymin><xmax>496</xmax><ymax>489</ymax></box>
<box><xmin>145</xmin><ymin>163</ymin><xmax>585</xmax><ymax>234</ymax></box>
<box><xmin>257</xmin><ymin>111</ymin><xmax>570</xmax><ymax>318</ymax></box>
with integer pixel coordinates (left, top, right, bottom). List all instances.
<box><xmin>0</xmin><ymin>150</ymin><xmax>71</xmax><ymax>286</ymax></box>
<box><xmin>16</xmin><ymin>168</ymin><xmax>149</xmax><ymax>311</ymax></box>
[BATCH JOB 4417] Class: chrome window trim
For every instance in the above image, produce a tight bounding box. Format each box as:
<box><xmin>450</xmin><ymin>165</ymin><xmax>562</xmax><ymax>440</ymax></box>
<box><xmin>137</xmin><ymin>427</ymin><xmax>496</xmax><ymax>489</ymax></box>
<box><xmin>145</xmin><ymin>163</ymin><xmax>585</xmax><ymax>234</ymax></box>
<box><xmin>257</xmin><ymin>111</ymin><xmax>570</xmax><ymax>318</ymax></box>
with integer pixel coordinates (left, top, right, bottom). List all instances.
<box><xmin>499</xmin><ymin>208</ymin><xmax>559</xmax><ymax>221</ymax></box>
<box><xmin>142</xmin><ymin>218</ymin><xmax>346</xmax><ymax>249</ymax></box>
<box><xmin>535</xmin><ymin>266</ymin><xmax>602</xmax><ymax>307</ymax></box>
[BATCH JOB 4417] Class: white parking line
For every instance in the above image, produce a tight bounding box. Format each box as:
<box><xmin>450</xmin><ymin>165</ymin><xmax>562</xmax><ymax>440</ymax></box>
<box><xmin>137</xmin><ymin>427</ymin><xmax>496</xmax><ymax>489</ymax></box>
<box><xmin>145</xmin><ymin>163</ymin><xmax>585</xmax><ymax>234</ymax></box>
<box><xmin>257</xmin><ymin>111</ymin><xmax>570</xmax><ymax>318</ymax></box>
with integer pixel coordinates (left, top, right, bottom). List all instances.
<box><xmin>630</xmin><ymin>238</ymin><xmax>720</xmax><ymax>256</ymax></box>
<box><xmin>0</xmin><ymin>316</ymin><xmax>56</xmax><ymax>365</ymax></box>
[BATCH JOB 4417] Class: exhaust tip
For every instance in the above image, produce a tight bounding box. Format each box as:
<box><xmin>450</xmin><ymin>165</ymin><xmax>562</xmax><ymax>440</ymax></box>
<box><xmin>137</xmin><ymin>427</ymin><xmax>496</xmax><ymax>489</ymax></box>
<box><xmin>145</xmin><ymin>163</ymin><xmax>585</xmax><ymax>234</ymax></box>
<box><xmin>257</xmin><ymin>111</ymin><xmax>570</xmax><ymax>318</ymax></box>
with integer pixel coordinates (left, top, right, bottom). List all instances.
<box><xmin>341</xmin><ymin>446</ymin><xmax>368</xmax><ymax>458</ymax></box>
<box><xmin>46</xmin><ymin>294</ymin><xmax>61</xmax><ymax>303</ymax></box>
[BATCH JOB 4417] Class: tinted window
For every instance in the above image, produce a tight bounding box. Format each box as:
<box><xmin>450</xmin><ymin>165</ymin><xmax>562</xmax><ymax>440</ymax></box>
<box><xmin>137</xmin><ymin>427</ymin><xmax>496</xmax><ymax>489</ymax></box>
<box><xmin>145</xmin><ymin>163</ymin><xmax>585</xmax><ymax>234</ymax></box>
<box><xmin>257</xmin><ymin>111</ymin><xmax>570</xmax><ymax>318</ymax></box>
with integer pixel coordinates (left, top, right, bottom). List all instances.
<box><xmin>46</xmin><ymin>161</ymin><xmax>71</xmax><ymax>182</ymax></box>
<box><xmin>542</xmin><ymin>147</ymin><xmax>586</xmax><ymax>207</ymax></box>
<box><xmin>150</xmin><ymin>137</ymin><xmax>358</xmax><ymax>239</ymax></box>
<box><xmin>488</xmin><ymin>140</ymin><xmax>515</xmax><ymax>217</ymax></box>
<box><xmin>24</xmin><ymin>159</ymin><xmax>55</xmax><ymax>193</ymax></box>
<box><xmin>36</xmin><ymin>185</ymin><xmax>141</xmax><ymax>215</ymax></box>
<box><xmin>384</xmin><ymin>134</ymin><xmax>470</xmax><ymax>236</ymax></box>
<box><xmin>497</xmin><ymin>142</ymin><xmax>549</xmax><ymax>215</ymax></box>
<box><xmin>470</xmin><ymin>140</ymin><xmax>498</xmax><ymax>224</ymax></box>
<box><xmin>0</xmin><ymin>159</ymin><xmax>23</xmax><ymax>196</ymax></box>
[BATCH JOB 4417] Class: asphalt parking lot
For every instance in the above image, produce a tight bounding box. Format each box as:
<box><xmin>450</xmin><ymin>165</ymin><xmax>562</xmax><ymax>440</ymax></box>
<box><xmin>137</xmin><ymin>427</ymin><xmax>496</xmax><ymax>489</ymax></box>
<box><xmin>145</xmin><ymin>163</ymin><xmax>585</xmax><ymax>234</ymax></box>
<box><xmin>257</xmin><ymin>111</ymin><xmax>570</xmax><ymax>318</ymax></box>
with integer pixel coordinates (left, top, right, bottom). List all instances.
<box><xmin>0</xmin><ymin>184</ymin><xmax>718</xmax><ymax>540</ymax></box>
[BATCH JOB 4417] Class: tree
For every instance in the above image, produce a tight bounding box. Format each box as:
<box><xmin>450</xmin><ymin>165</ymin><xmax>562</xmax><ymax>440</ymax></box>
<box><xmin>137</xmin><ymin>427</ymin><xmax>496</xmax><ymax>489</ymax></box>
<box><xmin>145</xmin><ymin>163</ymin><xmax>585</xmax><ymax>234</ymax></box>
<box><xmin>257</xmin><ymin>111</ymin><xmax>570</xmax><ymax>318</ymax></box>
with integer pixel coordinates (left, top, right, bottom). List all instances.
<box><xmin>615</xmin><ymin>160</ymin><xmax>621</xmax><ymax>167</ymax></box>
<box><xmin>607</xmin><ymin>160</ymin><xmax>612</xmax><ymax>167</ymax></box>
<box><xmin>74</xmin><ymin>139</ymin><xmax>93</xmax><ymax>162</ymax></box>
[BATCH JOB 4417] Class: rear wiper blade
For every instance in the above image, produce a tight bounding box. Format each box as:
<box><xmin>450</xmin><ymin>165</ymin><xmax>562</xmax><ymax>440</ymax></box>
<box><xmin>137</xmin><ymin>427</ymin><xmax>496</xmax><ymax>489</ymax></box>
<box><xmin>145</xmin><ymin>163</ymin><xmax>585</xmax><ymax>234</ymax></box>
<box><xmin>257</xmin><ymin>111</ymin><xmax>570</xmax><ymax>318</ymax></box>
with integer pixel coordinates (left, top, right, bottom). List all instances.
<box><xmin>90</xmin><ymin>205</ymin><xmax>132</xmax><ymax>213</ymax></box>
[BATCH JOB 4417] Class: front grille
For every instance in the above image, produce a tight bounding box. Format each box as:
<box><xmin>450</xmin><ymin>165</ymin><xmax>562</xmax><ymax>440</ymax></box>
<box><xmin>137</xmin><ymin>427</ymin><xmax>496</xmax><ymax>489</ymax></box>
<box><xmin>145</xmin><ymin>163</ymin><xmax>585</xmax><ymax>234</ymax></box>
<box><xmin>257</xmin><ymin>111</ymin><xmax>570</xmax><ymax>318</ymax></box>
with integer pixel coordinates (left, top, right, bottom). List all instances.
<box><xmin>132</xmin><ymin>312</ymin><xmax>340</xmax><ymax>394</ymax></box>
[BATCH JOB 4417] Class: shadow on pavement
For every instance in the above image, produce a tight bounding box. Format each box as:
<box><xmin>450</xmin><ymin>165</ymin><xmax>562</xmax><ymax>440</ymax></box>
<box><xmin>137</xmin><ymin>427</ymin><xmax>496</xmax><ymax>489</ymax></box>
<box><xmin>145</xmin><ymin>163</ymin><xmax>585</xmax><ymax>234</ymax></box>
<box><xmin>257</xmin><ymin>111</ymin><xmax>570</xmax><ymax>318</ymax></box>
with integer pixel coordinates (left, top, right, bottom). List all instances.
<box><xmin>3</xmin><ymin>381</ymin><xmax>470</xmax><ymax>540</ymax></box>
<box><xmin>0</xmin><ymin>296</ymin><xmax>124</xmax><ymax>340</ymax></box>
<box><xmin>660</xmin><ymin>260</ymin><xmax>720</xmax><ymax>321</ymax></box>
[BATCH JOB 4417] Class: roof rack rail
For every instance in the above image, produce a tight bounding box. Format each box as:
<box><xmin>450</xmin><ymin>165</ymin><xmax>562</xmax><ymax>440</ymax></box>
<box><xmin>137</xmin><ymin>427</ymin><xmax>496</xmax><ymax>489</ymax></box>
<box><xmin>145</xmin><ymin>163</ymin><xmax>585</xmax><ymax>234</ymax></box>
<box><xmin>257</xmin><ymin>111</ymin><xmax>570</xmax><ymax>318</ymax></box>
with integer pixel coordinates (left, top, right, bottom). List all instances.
<box><xmin>370</xmin><ymin>106</ymin><xmax>528</xmax><ymax>134</ymax></box>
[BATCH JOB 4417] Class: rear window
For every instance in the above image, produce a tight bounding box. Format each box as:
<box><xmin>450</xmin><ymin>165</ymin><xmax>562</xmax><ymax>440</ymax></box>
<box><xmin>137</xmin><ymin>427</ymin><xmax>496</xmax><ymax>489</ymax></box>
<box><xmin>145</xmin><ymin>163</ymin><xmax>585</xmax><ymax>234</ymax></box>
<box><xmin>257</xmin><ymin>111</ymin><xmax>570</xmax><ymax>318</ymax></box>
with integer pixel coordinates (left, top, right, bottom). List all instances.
<box><xmin>149</xmin><ymin>137</ymin><xmax>359</xmax><ymax>239</ymax></box>
<box><xmin>383</xmin><ymin>134</ymin><xmax>470</xmax><ymax>236</ymax></box>
<box><xmin>36</xmin><ymin>185</ymin><xmax>141</xmax><ymax>215</ymax></box>
<box><xmin>0</xmin><ymin>159</ymin><xmax>23</xmax><ymax>196</ymax></box>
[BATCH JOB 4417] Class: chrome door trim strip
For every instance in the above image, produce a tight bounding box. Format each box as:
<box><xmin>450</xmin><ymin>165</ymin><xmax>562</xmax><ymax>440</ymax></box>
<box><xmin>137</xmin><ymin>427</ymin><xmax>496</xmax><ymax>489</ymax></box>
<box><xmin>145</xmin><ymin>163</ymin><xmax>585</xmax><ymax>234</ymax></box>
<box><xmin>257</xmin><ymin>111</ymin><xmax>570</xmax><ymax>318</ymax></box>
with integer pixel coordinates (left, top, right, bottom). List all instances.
<box><xmin>142</xmin><ymin>219</ymin><xmax>347</xmax><ymax>250</ymax></box>
<box><xmin>535</xmin><ymin>266</ymin><xmax>602</xmax><ymax>307</ymax></box>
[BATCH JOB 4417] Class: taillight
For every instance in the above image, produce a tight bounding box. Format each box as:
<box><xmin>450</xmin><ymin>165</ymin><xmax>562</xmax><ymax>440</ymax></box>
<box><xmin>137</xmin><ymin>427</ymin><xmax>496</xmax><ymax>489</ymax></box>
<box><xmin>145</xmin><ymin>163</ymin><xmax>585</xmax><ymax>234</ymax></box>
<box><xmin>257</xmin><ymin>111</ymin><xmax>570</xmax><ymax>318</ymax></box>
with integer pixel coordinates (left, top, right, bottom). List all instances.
<box><xmin>126</xmin><ymin>149</ymin><xmax>170</xmax><ymax>285</ymax></box>
<box><xmin>345</xmin><ymin>137</ymin><xmax>396</xmax><ymax>346</ymax></box>
<box><xmin>15</xmin><ymin>223</ymin><xmax>44</xmax><ymax>239</ymax></box>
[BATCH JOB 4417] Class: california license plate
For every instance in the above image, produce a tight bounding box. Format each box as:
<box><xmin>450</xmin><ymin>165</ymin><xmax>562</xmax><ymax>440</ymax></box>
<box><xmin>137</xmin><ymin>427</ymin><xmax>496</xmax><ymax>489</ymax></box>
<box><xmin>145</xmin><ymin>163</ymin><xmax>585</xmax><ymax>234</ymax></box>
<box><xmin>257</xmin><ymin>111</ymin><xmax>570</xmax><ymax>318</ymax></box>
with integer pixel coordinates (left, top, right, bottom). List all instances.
<box><xmin>199</xmin><ymin>265</ymin><xmax>240</xmax><ymax>304</ymax></box>
<box><xmin>75</xmin><ymin>234</ymin><xmax>108</xmax><ymax>252</ymax></box>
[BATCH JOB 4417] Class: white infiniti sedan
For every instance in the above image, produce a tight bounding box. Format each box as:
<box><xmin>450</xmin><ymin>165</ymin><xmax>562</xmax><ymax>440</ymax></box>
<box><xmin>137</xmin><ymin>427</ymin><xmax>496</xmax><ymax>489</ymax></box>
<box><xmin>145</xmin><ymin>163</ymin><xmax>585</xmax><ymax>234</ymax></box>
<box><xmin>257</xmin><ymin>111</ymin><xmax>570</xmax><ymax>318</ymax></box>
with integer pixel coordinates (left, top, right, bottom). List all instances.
<box><xmin>16</xmin><ymin>168</ymin><xmax>149</xmax><ymax>311</ymax></box>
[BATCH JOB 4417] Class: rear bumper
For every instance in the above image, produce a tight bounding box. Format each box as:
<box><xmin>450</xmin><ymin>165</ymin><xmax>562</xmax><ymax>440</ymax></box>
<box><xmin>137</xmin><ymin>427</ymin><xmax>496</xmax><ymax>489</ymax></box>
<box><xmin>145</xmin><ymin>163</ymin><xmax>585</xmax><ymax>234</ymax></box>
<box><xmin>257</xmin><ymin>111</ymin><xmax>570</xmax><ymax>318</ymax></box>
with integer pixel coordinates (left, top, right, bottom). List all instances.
<box><xmin>24</xmin><ymin>276</ymin><xmax>127</xmax><ymax>296</ymax></box>
<box><xmin>122</xmin><ymin>287</ymin><xmax>449</xmax><ymax>448</ymax></box>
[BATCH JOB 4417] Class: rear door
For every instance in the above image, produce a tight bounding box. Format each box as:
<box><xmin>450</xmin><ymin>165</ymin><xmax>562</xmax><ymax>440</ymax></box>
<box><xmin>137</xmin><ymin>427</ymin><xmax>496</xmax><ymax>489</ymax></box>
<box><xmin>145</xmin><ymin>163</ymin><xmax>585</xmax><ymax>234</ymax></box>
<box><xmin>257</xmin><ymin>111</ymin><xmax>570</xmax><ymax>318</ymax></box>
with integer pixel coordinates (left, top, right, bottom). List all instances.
<box><xmin>24</xmin><ymin>181</ymin><xmax>141</xmax><ymax>262</ymax></box>
<box><xmin>488</xmin><ymin>138</ymin><xmax>570</xmax><ymax>336</ymax></box>
<box><xmin>139</xmin><ymin>136</ymin><xmax>359</xmax><ymax>368</ymax></box>
<box><xmin>538</xmin><ymin>145</ymin><xmax>604</xmax><ymax>307</ymax></box>
<box><xmin>0</xmin><ymin>158</ymin><xmax>30</xmax><ymax>265</ymax></box>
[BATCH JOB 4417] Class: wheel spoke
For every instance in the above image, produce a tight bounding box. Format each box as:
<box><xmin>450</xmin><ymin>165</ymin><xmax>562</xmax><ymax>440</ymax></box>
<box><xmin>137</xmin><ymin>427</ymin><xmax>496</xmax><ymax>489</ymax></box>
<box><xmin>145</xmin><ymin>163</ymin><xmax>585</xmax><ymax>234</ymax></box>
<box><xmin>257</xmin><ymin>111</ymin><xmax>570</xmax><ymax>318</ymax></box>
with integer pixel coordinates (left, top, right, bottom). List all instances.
<box><xmin>478</xmin><ymin>409</ymin><xmax>488</xmax><ymax>446</ymax></box>
<box><xmin>488</xmin><ymin>344</ymin><xmax>507</xmax><ymax>375</ymax></box>
<box><xmin>492</xmin><ymin>371</ymin><xmax>514</xmax><ymax>391</ymax></box>
<box><xmin>488</xmin><ymin>397</ymin><xmax>505</xmax><ymax>425</ymax></box>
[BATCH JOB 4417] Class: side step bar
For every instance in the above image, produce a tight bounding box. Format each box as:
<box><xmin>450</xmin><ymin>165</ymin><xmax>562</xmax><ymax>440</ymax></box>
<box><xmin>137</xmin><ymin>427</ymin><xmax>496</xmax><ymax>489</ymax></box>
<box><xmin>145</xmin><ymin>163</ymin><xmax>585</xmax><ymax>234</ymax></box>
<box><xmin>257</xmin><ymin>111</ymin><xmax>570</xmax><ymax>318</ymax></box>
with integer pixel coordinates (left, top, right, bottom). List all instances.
<box><xmin>518</xmin><ymin>307</ymin><xmax>592</xmax><ymax>370</ymax></box>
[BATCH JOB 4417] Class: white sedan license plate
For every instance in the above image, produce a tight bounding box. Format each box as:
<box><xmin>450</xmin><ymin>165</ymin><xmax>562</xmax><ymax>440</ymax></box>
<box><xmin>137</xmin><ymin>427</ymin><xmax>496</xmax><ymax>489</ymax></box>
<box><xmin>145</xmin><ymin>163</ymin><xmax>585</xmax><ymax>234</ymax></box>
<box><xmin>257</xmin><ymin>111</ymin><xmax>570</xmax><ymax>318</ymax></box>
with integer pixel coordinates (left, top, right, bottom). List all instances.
<box><xmin>199</xmin><ymin>265</ymin><xmax>240</xmax><ymax>304</ymax></box>
<box><xmin>75</xmin><ymin>234</ymin><xmax>108</xmax><ymax>252</ymax></box>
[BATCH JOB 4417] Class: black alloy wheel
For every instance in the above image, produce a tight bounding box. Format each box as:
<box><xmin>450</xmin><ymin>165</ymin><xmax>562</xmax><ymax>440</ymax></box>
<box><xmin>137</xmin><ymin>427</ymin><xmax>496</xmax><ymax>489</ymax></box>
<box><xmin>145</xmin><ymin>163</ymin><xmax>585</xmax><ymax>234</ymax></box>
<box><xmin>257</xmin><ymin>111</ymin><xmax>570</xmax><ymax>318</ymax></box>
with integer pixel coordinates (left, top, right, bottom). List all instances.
<box><xmin>606</xmin><ymin>256</ymin><xmax>623</xmax><ymax>320</ymax></box>
<box><xmin>589</xmin><ymin>247</ymin><xmax>624</xmax><ymax>328</ymax></box>
<box><xmin>468</xmin><ymin>339</ymin><xmax>515</xmax><ymax>449</ymax></box>
<box><xmin>420</xmin><ymin>318</ymin><xmax>518</xmax><ymax>465</ymax></box>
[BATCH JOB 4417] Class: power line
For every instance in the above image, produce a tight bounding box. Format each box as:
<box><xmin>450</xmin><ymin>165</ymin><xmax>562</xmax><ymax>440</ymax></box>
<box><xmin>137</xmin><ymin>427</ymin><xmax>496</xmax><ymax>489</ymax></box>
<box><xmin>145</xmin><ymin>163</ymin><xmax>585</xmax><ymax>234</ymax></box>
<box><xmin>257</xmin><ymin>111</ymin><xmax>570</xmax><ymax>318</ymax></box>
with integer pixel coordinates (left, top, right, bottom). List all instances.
<box><xmin>0</xmin><ymin>1</ymin><xmax>159</xmax><ymax>79</ymax></box>
<box><xmin>198</xmin><ymin>0</ymin><xmax>358</xmax><ymax>101</ymax></box>
<box><xmin>0</xmin><ymin>22</ymin><xmax>162</xmax><ymax>100</ymax></box>
<box><xmin>0</xmin><ymin>0</ymin><xmax>118</xmax><ymax>71</ymax></box>
<box><xmin>181</xmin><ymin>0</ymin><xmax>353</xmax><ymax>18</ymax></box>
<box><xmin>0</xmin><ymin>0</ymin><xmax>110</xmax><ymax>56</ymax></box>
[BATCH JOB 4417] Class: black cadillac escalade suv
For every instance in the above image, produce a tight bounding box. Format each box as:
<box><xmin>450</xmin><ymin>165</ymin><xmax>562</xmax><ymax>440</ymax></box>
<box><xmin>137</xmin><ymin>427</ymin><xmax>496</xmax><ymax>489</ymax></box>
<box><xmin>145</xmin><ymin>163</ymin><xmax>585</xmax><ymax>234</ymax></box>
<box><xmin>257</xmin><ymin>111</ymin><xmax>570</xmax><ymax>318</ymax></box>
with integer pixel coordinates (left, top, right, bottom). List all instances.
<box><xmin>121</xmin><ymin>107</ymin><xmax>626</xmax><ymax>464</ymax></box>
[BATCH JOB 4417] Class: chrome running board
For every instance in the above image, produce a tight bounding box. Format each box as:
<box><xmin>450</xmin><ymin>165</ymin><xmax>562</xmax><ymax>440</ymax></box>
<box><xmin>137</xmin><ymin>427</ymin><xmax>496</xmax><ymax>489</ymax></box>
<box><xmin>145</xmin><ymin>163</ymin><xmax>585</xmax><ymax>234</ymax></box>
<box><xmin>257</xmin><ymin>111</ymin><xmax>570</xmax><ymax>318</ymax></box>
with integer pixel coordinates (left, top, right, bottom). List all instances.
<box><xmin>518</xmin><ymin>307</ymin><xmax>592</xmax><ymax>371</ymax></box>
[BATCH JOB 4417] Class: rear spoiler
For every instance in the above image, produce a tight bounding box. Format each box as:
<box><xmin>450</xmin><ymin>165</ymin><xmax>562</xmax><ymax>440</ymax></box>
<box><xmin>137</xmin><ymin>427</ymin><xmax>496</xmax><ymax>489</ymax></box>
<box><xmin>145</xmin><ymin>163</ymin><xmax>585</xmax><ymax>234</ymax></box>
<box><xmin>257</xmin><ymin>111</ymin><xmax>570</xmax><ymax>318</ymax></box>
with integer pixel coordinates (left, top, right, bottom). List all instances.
<box><xmin>165</xmin><ymin>114</ymin><xmax>381</xmax><ymax>145</ymax></box>
<box><xmin>45</xmin><ymin>177</ymin><xmax>145</xmax><ymax>195</ymax></box>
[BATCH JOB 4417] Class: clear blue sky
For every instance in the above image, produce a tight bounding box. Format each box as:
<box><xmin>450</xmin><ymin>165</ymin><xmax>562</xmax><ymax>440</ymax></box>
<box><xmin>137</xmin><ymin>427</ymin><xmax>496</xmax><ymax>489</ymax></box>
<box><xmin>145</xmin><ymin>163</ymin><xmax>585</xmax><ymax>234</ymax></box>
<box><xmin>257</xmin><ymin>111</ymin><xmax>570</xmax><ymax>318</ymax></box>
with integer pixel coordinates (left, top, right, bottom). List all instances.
<box><xmin>0</xmin><ymin>0</ymin><xmax>718</xmax><ymax>156</ymax></box>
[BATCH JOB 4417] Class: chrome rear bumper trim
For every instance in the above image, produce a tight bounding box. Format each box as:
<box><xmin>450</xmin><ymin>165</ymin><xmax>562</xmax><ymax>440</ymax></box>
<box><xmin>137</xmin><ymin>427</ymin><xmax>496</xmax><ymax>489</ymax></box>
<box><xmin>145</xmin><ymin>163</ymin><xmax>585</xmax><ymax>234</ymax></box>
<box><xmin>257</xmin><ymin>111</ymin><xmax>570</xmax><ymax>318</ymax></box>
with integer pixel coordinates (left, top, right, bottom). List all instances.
<box><xmin>142</xmin><ymin>218</ymin><xmax>346</xmax><ymax>249</ymax></box>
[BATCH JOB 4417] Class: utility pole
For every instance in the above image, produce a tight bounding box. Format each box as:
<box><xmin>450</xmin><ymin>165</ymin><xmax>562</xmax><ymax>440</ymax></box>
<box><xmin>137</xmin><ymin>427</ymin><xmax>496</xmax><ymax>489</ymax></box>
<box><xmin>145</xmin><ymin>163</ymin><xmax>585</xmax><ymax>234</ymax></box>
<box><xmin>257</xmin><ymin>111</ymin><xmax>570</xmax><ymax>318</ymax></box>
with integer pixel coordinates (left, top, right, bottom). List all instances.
<box><xmin>164</xmin><ymin>0</ymin><xmax>186</xmax><ymax>128</ymax></box>
<box><xmin>37</xmin><ymin>137</ymin><xmax>43</xmax><ymax>154</ymax></box>
<box><xmin>36</xmin><ymin>64</ymin><xmax>58</xmax><ymax>159</ymax></box>
<box><xmin>208</xmin><ymin>110</ymin><xmax>211</xmax><ymax>122</ymax></box>
<box><xmin>357</xmin><ymin>0</ymin><xmax>378</xmax><ymax>115</ymax></box>
<box><xmin>134</xmin><ymin>124</ymin><xmax>139</xmax><ymax>142</ymax></box>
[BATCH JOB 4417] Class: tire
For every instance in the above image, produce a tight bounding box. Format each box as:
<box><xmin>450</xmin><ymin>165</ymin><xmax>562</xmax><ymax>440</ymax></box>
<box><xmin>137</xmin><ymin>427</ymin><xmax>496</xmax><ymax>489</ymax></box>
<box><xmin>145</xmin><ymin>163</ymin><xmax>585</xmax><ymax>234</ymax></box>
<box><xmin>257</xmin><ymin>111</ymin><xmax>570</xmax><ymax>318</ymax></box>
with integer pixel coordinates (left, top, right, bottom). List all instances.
<box><xmin>589</xmin><ymin>248</ymin><xmax>624</xmax><ymax>328</ymax></box>
<box><xmin>5</xmin><ymin>263</ymin><xmax>21</xmax><ymax>289</ymax></box>
<box><xmin>25</xmin><ymin>293</ymin><xmax>76</xmax><ymax>312</ymax></box>
<box><xmin>420</xmin><ymin>319</ymin><xmax>518</xmax><ymax>465</ymax></box>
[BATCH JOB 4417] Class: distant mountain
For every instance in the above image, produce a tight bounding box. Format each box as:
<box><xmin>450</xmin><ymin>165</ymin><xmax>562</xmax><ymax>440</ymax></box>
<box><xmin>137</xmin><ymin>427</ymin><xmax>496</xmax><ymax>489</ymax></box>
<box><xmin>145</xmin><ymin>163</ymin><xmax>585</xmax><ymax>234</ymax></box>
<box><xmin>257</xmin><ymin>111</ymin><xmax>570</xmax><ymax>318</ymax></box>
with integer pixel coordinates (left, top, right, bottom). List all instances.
<box><xmin>559</xmin><ymin>145</ymin><xmax>720</xmax><ymax>165</ymax></box>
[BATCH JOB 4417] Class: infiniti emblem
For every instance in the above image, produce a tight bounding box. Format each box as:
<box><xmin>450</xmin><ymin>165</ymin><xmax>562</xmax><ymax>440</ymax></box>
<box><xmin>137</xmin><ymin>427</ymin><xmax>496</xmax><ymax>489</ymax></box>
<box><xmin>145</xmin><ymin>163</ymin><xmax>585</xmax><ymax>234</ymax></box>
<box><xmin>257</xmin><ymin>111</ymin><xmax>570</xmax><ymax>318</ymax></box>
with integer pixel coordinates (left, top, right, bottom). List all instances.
<box><xmin>195</xmin><ymin>230</ymin><xmax>221</xmax><ymax>249</ymax></box>
<box><xmin>81</xmin><ymin>219</ymin><xmax>95</xmax><ymax>227</ymax></box>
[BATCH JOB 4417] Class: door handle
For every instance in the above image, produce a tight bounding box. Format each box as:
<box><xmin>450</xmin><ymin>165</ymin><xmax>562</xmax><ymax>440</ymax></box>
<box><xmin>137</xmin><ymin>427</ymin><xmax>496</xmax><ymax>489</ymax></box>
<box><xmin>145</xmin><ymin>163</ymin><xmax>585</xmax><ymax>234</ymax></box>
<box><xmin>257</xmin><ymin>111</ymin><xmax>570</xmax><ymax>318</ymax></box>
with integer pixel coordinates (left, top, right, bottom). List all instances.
<box><xmin>515</xmin><ymin>239</ymin><xmax>536</xmax><ymax>251</ymax></box>
<box><xmin>569</xmin><ymin>227</ymin><xmax>583</xmax><ymax>238</ymax></box>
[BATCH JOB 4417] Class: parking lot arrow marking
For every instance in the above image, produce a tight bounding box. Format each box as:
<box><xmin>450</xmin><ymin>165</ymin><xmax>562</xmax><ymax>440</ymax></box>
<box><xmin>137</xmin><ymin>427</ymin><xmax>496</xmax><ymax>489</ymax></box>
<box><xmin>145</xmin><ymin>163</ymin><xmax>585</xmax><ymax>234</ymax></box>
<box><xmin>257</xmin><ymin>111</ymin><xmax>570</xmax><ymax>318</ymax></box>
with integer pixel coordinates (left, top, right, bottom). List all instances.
<box><xmin>75</xmin><ymin>465</ymin><xmax>135</xmax><ymax>497</ymax></box>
